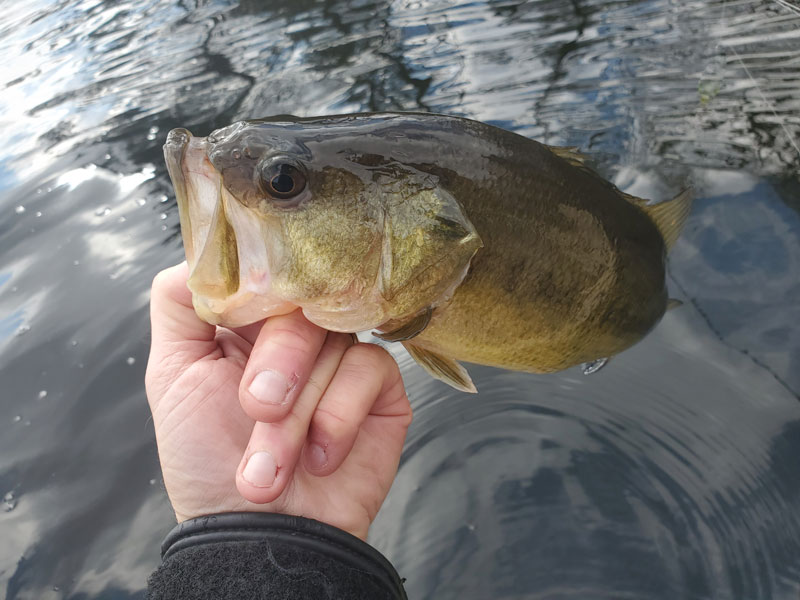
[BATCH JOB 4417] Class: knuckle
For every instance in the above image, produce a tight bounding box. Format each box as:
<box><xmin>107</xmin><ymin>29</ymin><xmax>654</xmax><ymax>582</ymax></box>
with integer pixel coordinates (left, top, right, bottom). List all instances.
<box><xmin>313</xmin><ymin>405</ymin><xmax>353</xmax><ymax>440</ymax></box>
<box><xmin>264</xmin><ymin>324</ymin><xmax>318</xmax><ymax>356</ymax></box>
<box><xmin>340</xmin><ymin>343</ymin><xmax>395</xmax><ymax>384</ymax></box>
<box><xmin>278</xmin><ymin>408</ymin><xmax>314</xmax><ymax>440</ymax></box>
<box><xmin>343</xmin><ymin>343</ymin><xmax>384</xmax><ymax>370</ymax></box>
<box><xmin>150</xmin><ymin>267</ymin><xmax>175</xmax><ymax>296</ymax></box>
<box><xmin>336</xmin><ymin>357</ymin><xmax>377</xmax><ymax>389</ymax></box>
<box><xmin>302</xmin><ymin>370</ymin><xmax>330</xmax><ymax>398</ymax></box>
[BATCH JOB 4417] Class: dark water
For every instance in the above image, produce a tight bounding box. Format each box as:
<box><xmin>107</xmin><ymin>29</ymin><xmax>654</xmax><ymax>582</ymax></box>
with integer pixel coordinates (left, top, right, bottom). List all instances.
<box><xmin>1</xmin><ymin>0</ymin><xmax>799</xmax><ymax>597</ymax></box>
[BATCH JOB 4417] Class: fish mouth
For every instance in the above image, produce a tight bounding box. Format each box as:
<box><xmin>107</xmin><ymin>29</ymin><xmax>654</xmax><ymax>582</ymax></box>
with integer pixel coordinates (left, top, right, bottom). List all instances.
<box><xmin>164</xmin><ymin>127</ymin><xmax>238</xmax><ymax>302</ymax></box>
<box><xmin>163</xmin><ymin>127</ymin><xmax>296</xmax><ymax>327</ymax></box>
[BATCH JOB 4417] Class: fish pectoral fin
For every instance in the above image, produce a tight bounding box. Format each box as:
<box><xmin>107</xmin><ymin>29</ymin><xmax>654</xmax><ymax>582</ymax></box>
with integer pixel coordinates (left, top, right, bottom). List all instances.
<box><xmin>373</xmin><ymin>307</ymin><xmax>433</xmax><ymax>342</ymax></box>
<box><xmin>403</xmin><ymin>343</ymin><xmax>477</xmax><ymax>393</ymax></box>
<box><xmin>581</xmin><ymin>357</ymin><xmax>609</xmax><ymax>375</ymax></box>
<box><xmin>666</xmin><ymin>298</ymin><xmax>683</xmax><ymax>311</ymax></box>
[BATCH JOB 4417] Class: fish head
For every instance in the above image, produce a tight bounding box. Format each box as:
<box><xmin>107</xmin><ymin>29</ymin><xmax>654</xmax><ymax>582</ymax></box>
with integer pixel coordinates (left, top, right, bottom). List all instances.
<box><xmin>163</xmin><ymin>115</ymin><xmax>482</xmax><ymax>331</ymax></box>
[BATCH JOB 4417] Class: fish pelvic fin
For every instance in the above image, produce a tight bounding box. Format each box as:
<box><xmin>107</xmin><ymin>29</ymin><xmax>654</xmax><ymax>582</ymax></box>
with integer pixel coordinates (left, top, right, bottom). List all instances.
<box><xmin>667</xmin><ymin>298</ymin><xmax>683</xmax><ymax>311</ymax></box>
<box><xmin>402</xmin><ymin>342</ymin><xmax>477</xmax><ymax>393</ymax></box>
<box><xmin>624</xmin><ymin>187</ymin><xmax>694</xmax><ymax>252</ymax></box>
<box><xmin>373</xmin><ymin>307</ymin><xmax>433</xmax><ymax>342</ymax></box>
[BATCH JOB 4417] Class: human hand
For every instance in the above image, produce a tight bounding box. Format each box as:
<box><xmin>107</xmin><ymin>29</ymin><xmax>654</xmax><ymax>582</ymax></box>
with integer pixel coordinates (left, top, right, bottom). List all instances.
<box><xmin>145</xmin><ymin>263</ymin><xmax>412</xmax><ymax>540</ymax></box>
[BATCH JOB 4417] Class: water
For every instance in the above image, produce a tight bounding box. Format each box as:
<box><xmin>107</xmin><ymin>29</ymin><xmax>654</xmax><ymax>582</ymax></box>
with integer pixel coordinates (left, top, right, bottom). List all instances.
<box><xmin>1</xmin><ymin>0</ymin><xmax>799</xmax><ymax>597</ymax></box>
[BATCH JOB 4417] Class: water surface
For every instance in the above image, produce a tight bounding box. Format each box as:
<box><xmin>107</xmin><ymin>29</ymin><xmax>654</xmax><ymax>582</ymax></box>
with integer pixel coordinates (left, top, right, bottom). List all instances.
<box><xmin>1</xmin><ymin>0</ymin><xmax>799</xmax><ymax>598</ymax></box>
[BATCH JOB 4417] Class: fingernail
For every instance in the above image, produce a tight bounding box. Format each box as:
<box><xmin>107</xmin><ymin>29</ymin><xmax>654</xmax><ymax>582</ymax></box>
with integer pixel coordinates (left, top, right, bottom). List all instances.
<box><xmin>307</xmin><ymin>443</ymin><xmax>328</xmax><ymax>471</ymax></box>
<box><xmin>248</xmin><ymin>370</ymin><xmax>289</xmax><ymax>405</ymax></box>
<box><xmin>242</xmin><ymin>451</ymin><xmax>277</xmax><ymax>487</ymax></box>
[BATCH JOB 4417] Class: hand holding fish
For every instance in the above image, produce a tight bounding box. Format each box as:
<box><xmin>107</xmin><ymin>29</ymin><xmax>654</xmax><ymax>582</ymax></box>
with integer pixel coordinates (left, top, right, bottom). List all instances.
<box><xmin>145</xmin><ymin>263</ymin><xmax>413</xmax><ymax>540</ymax></box>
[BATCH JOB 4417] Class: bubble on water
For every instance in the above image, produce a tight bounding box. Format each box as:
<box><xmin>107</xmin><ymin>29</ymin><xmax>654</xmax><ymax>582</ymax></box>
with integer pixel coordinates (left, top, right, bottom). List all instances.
<box><xmin>109</xmin><ymin>272</ymin><xmax>120</xmax><ymax>280</ymax></box>
<box><xmin>38</xmin><ymin>390</ymin><xmax>47</xmax><ymax>399</ymax></box>
<box><xmin>53</xmin><ymin>586</ymin><xmax>60</xmax><ymax>592</ymax></box>
<box><xmin>70</xmin><ymin>340</ymin><xmax>78</xmax><ymax>347</ymax></box>
<box><xmin>12</xmin><ymin>415</ymin><xmax>21</xmax><ymax>423</ymax></box>
<box><xmin>159</xmin><ymin>194</ymin><xmax>168</xmax><ymax>203</ymax></box>
<box><xmin>3</xmin><ymin>491</ymin><xmax>17</xmax><ymax>512</ymax></box>
<box><xmin>104</xmin><ymin>153</ymin><xmax>111</xmax><ymax>160</ymax></box>
<box><xmin>24</xmin><ymin>420</ymin><xmax>31</xmax><ymax>426</ymax></box>
<box><xmin>147</xmin><ymin>126</ymin><xmax>159</xmax><ymax>141</ymax></box>
<box><xmin>161</xmin><ymin>224</ymin><xmax>167</xmax><ymax>231</ymax></box>
<box><xmin>73</xmin><ymin>260</ymin><xmax>80</xmax><ymax>266</ymax></box>
<box><xmin>35</xmin><ymin>211</ymin><xmax>42</xmax><ymax>217</ymax></box>
<box><xmin>149</xmin><ymin>478</ymin><xmax>157</xmax><ymax>485</ymax></box>
<box><xmin>118</xmin><ymin>216</ymin><xmax>126</xmax><ymax>223</ymax></box>
<box><xmin>15</xmin><ymin>325</ymin><xmax>30</xmax><ymax>336</ymax></box>
<box><xmin>36</xmin><ymin>188</ymin><xmax>43</xmax><ymax>195</ymax></box>
<box><xmin>136</xmin><ymin>198</ymin><xmax>146</xmax><ymax>206</ymax></box>
<box><xmin>95</xmin><ymin>206</ymin><xmax>111</xmax><ymax>217</ymax></box>
<box><xmin>15</xmin><ymin>205</ymin><xmax>25</xmax><ymax>214</ymax></box>
<box><xmin>126</xmin><ymin>356</ymin><xmax>136</xmax><ymax>365</ymax></box>
<box><xmin>160</xmin><ymin>212</ymin><xmax>167</xmax><ymax>220</ymax></box>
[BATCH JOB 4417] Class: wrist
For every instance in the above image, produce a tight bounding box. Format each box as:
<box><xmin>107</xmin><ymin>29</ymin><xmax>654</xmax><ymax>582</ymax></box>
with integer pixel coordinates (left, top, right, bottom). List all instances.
<box><xmin>154</xmin><ymin>512</ymin><xmax>407</xmax><ymax>599</ymax></box>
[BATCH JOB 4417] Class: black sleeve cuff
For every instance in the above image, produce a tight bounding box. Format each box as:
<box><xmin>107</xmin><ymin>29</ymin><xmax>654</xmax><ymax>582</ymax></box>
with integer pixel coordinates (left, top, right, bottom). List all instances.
<box><xmin>147</xmin><ymin>512</ymin><xmax>407</xmax><ymax>600</ymax></box>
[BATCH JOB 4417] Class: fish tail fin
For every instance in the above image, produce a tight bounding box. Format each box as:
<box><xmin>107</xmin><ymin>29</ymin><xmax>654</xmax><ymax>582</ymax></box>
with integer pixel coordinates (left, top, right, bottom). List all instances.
<box><xmin>547</xmin><ymin>145</ymin><xmax>694</xmax><ymax>249</ymax></box>
<box><xmin>626</xmin><ymin>187</ymin><xmax>693</xmax><ymax>251</ymax></box>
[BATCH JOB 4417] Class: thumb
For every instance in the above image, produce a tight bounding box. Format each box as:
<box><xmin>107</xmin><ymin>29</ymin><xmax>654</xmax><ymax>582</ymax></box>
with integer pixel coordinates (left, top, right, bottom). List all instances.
<box><xmin>147</xmin><ymin>263</ymin><xmax>217</xmax><ymax>389</ymax></box>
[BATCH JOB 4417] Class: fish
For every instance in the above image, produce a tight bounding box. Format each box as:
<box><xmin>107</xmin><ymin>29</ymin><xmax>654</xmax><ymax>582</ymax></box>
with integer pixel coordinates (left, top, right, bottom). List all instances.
<box><xmin>163</xmin><ymin>112</ymin><xmax>692</xmax><ymax>393</ymax></box>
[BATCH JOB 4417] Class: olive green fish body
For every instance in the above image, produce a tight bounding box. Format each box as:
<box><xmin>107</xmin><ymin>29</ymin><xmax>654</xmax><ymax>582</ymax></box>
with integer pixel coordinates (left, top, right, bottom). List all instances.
<box><xmin>399</xmin><ymin>121</ymin><xmax>669</xmax><ymax>372</ymax></box>
<box><xmin>164</xmin><ymin>113</ymin><xmax>690</xmax><ymax>392</ymax></box>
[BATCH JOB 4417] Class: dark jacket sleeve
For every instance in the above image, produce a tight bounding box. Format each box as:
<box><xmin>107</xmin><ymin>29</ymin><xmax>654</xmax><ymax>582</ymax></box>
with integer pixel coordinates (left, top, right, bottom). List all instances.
<box><xmin>147</xmin><ymin>512</ymin><xmax>407</xmax><ymax>600</ymax></box>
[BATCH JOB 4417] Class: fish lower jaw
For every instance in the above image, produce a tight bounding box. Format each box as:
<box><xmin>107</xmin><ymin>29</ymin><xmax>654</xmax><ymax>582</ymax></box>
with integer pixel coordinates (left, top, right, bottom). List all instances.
<box><xmin>192</xmin><ymin>291</ymin><xmax>297</xmax><ymax>327</ymax></box>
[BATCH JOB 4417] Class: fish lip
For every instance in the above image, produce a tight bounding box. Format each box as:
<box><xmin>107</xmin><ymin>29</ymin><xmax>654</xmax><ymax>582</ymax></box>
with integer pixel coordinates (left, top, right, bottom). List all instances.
<box><xmin>164</xmin><ymin>128</ymin><xmax>193</xmax><ymax>259</ymax></box>
<box><xmin>164</xmin><ymin>129</ymin><xmax>214</xmax><ymax>267</ymax></box>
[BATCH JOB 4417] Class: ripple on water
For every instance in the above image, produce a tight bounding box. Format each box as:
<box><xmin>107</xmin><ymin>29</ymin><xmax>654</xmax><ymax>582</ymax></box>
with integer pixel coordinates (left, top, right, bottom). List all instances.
<box><xmin>373</xmin><ymin>325</ymin><xmax>800</xmax><ymax>599</ymax></box>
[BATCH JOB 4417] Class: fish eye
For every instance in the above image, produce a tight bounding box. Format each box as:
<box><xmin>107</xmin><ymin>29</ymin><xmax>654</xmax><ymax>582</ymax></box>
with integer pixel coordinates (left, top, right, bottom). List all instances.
<box><xmin>259</xmin><ymin>161</ymin><xmax>307</xmax><ymax>201</ymax></box>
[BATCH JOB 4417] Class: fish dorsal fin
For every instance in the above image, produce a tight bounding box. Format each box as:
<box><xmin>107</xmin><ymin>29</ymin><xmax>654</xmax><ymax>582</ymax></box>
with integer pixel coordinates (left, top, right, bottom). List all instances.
<box><xmin>402</xmin><ymin>342</ymin><xmax>477</xmax><ymax>393</ymax></box>
<box><xmin>548</xmin><ymin>144</ymin><xmax>693</xmax><ymax>250</ymax></box>
<box><xmin>627</xmin><ymin>188</ymin><xmax>694</xmax><ymax>251</ymax></box>
<box><xmin>546</xmin><ymin>145</ymin><xmax>596</xmax><ymax>174</ymax></box>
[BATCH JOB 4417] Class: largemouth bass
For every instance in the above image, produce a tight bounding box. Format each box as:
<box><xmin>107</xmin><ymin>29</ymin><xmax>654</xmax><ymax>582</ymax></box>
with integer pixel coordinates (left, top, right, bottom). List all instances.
<box><xmin>163</xmin><ymin>113</ymin><xmax>691</xmax><ymax>392</ymax></box>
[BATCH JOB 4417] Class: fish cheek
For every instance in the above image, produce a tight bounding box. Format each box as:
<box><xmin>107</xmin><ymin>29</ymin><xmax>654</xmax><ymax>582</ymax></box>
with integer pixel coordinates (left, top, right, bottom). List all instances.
<box><xmin>270</xmin><ymin>169</ymin><xmax>383</xmax><ymax>306</ymax></box>
<box><xmin>379</xmin><ymin>186</ymin><xmax>482</xmax><ymax>319</ymax></box>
